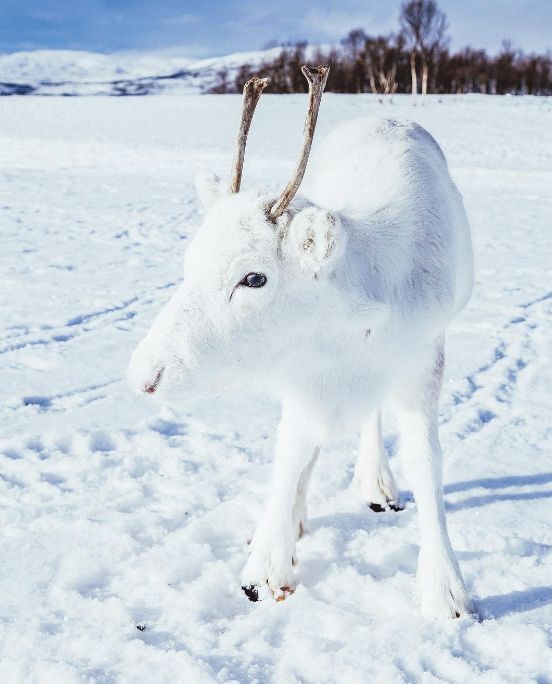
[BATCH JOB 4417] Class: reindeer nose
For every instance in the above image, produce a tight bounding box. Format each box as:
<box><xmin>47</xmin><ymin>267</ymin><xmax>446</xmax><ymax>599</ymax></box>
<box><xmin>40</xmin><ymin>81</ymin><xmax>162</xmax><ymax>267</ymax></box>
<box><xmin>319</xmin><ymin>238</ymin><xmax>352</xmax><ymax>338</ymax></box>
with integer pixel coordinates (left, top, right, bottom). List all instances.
<box><xmin>143</xmin><ymin>368</ymin><xmax>164</xmax><ymax>394</ymax></box>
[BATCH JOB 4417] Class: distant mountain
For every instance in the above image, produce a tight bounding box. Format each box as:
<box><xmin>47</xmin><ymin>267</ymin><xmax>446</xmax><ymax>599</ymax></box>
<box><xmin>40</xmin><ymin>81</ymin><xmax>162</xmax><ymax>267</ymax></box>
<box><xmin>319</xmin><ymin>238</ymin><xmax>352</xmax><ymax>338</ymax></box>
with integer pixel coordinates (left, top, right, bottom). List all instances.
<box><xmin>0</xmin><ymin>47</ymin><xmax>284</xmax><ymax>96</ymax></box>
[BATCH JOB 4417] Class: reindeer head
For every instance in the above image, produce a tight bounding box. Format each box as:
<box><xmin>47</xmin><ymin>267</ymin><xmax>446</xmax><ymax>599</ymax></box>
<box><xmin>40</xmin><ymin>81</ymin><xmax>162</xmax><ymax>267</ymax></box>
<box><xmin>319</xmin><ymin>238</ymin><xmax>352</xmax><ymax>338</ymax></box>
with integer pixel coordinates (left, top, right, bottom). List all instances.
<box><xmin>128</xmin><ymin>65</ymin><xmax>363</xmax><ymax>401</ymax></box>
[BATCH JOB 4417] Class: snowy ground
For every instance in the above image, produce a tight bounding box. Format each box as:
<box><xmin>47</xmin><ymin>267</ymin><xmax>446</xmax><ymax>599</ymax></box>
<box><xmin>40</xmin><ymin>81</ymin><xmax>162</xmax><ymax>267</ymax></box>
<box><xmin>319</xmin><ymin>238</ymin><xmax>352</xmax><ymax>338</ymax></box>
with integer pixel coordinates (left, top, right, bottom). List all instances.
<box><xmin>1</xmin><ymin>94</ymin><xmax>551</xmax><ymax>683</ymax></box>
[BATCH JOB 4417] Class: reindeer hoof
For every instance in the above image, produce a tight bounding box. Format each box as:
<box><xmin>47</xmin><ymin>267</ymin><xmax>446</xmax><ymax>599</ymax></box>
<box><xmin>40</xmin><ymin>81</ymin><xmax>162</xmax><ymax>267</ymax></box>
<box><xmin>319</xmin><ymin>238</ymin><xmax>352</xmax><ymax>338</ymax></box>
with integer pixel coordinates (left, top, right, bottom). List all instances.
<box><xmin>241</xmin><ymin>584</ymin><xmax>295</xmax><ymax>602</ymax></box>
<box><xmin>273</xmin><ymin>586</ymin><xmax>294</xmax><ymax>602</ymax></box>
<box><xmin>369</xmin><ymin>500</ymin><xmax>404</xmax><ymax>513</ymax></box>
<box><xmin>242</xmin><ymin>584</ymin><xmax>259</xmax><ymax>602</ymax></box>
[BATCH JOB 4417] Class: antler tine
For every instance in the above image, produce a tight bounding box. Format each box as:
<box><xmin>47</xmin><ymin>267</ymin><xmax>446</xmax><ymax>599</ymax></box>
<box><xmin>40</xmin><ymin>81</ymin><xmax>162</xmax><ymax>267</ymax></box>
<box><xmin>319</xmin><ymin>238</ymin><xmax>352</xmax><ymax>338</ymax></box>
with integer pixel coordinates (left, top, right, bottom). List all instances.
<box><xmin>230</xmin><ymin>76</ymin><xmax>269</xmax><ymax>194</ymax></box>
<box><xmin>270</xmin><ymin>65</ymin><xmax>330</xmax><ymax>219</ymax></box>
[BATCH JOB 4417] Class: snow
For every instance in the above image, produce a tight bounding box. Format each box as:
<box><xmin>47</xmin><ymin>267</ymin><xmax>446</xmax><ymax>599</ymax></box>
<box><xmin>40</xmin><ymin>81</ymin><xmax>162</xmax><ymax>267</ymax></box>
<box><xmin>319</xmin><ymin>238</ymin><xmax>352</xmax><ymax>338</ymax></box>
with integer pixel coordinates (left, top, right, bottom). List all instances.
<box><xmin>1</xmin><ymin>93</ymin><xmax>552</xmax><ymax>681</ymax></box>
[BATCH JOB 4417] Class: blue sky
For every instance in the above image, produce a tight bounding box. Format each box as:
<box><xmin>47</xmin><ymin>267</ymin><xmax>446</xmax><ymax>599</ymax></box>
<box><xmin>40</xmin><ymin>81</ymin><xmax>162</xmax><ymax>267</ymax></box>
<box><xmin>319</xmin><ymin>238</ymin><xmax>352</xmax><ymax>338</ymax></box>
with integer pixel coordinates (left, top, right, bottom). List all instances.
<box><xmin>1</xmin><ymin>0</ymin><xmax>550</xmax><ymax>56</ymax></box>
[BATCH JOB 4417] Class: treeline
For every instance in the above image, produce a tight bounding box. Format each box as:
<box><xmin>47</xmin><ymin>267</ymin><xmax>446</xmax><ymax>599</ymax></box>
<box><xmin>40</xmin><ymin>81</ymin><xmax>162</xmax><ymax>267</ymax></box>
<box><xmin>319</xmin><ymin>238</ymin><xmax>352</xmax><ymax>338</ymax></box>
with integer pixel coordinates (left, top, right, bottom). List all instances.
<box><xmin>209</xmin><ymin>0</ymin><xmax>552</xmax><ymax>96</ymax></box>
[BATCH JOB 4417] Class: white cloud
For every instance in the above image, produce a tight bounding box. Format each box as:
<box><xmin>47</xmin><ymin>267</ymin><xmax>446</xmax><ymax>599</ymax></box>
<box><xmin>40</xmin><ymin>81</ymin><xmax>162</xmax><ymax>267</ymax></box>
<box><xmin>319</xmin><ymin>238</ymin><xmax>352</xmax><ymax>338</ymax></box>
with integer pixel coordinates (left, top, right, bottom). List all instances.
<box><xmin>300</xmin><ymin>5</ymin><xmax>398</xmax><ymax>39</ymax></box>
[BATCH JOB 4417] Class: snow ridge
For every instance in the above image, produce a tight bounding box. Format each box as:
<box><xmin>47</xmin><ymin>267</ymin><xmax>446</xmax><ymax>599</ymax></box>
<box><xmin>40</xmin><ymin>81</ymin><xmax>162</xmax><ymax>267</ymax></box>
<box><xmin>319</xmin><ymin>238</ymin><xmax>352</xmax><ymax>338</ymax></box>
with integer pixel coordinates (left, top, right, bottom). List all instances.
<box><xmin>0</xmin><ymin>47</ymin><xmax>284</xmax><ymax>96</ymax></box>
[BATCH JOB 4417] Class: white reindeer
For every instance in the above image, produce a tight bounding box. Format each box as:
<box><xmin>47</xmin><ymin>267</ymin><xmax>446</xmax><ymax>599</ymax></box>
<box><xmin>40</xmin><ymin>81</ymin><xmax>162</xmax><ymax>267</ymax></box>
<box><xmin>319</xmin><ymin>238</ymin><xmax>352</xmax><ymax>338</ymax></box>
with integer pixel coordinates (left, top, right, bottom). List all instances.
<box><xmin>128</xmin><ymin>66</ymin><xmax>475</xmax><ymax>619</ymax></box>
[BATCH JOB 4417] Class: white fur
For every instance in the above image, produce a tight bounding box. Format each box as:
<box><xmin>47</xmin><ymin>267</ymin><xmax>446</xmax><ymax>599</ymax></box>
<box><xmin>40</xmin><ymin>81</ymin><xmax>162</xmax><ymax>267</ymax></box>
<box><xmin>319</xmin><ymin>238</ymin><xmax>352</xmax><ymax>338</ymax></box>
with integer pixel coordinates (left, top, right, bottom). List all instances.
<box><xmin>128</xmin><ymin>117</ymin><xmax>474</xmax><ymax>619</ymax></box>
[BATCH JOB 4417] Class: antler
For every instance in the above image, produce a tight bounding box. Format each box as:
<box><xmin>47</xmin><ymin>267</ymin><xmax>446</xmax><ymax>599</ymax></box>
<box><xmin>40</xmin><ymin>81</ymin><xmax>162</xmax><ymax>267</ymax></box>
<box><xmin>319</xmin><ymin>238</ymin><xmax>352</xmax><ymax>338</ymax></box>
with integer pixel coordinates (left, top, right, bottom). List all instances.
<box><xmin>270</xmin><ymin>65</ymin><xmax>330</xmax><ymax>219</ymax></box>
<box><xmin>230</xmin><ymin>76</ymin><xmax>269</xmax><ymax>193</ymax></box>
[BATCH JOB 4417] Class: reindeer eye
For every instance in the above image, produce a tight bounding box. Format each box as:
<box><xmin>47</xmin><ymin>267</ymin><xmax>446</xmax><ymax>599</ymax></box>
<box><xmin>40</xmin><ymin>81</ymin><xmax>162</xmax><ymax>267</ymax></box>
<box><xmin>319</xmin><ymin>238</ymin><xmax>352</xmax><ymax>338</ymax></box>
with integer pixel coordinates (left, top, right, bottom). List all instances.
<box><xmin>242</xmin><ymin>272</ymin><xmax>267</xmax><ymax>288</ymax></box>
<box><xmin>229</xmin><ymin>272</ymin><xmax>267</xmax><ymax>301</ymax></box>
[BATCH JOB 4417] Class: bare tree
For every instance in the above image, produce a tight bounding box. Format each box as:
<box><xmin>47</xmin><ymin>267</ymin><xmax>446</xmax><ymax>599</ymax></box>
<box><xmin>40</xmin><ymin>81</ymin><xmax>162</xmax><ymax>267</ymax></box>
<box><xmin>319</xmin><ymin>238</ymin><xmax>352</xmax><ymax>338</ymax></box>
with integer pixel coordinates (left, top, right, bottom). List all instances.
<box><xmin>342</xmin><ymin>29</ymin><xmax>369</xmax><ymax>92</ymax></box>
<box><xmin>224</xmin><ymin>22</ymin><xmax>552</xmax><ymax>96</ymax></box>
<box><xmin>400</xmin><ymin>1</ymin><xmax>419</xmax><ymax>101</ymax></box>
<box><xmin>400</xmin><ymin>0</ymin><xmax>448</xmax><ymax>100</ymax></box>
<box><xmin>364</xmin><ymin>34</ymin><xmax>403</xmax><ymax>99</ymax></box>
<box><xmin>421</xmin><ymin>3</ymin><xmax>448</xmax><ymax>94</ymax></box>
<box><xmin>210</xmin><ymin>67</ymin><xmax>233</xmax><ymax>94</ymax></box>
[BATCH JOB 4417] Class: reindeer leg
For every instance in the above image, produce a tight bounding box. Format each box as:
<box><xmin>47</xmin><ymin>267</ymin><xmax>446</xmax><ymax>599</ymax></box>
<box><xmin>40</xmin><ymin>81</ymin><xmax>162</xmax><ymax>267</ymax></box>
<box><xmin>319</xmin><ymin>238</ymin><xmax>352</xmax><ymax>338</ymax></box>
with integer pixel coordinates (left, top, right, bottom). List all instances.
<box><xmin>392</xmin><ymin>338</ymin><xmax>474</xmax><ymax>619</ymax></box>
<box><xmin>293</xmin><ymin>447</ymin><xmax>320</xmax><ymax>540</ymax></box>
<box><xmin>241</xmin><ymin>403</ymin><xmax>318</xmax><ymax>602</ymax></box>
<box><xmin>354</xmin><ymin>409</ymin><xmax>402</xmax><ymax>512</ymax></box>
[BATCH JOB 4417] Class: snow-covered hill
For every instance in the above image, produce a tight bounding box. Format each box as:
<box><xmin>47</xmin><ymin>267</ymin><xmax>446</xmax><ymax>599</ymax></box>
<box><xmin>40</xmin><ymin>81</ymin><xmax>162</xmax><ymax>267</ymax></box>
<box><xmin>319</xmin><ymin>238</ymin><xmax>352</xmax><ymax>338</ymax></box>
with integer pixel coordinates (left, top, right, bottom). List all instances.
<box><xmin>1</xmin><ymin>94</ymin><xmax>551</xmax><ymax>680</ymax></box>
<box><xmin>0</xmin><ymin>47</ymin><xmax>284</xmax><ymax>95</ymax></box>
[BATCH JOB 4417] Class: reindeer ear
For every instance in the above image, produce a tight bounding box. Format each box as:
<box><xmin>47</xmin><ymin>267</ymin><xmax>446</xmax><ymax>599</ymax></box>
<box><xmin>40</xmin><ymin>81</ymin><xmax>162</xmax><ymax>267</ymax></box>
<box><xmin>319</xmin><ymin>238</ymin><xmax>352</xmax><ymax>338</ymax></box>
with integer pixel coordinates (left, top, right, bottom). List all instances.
<box><xmin>194</xmin><ymin>171</ymin><xmax>223</xmax><ymax>210</ymax></box>
<box><xmin>286</xmin><ymin>207</ymin><xmax>344</xmax><ymax>277</ymax></box>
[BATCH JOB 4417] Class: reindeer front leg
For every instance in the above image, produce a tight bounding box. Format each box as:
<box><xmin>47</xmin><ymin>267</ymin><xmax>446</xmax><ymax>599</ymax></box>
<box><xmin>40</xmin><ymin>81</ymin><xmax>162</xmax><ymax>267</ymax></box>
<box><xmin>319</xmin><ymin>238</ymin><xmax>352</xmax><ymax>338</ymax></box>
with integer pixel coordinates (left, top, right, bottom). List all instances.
<box><xmin>241</xmin><ymin>403</ymin><xmax>318</xmax><ymax>601</ymax></box>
